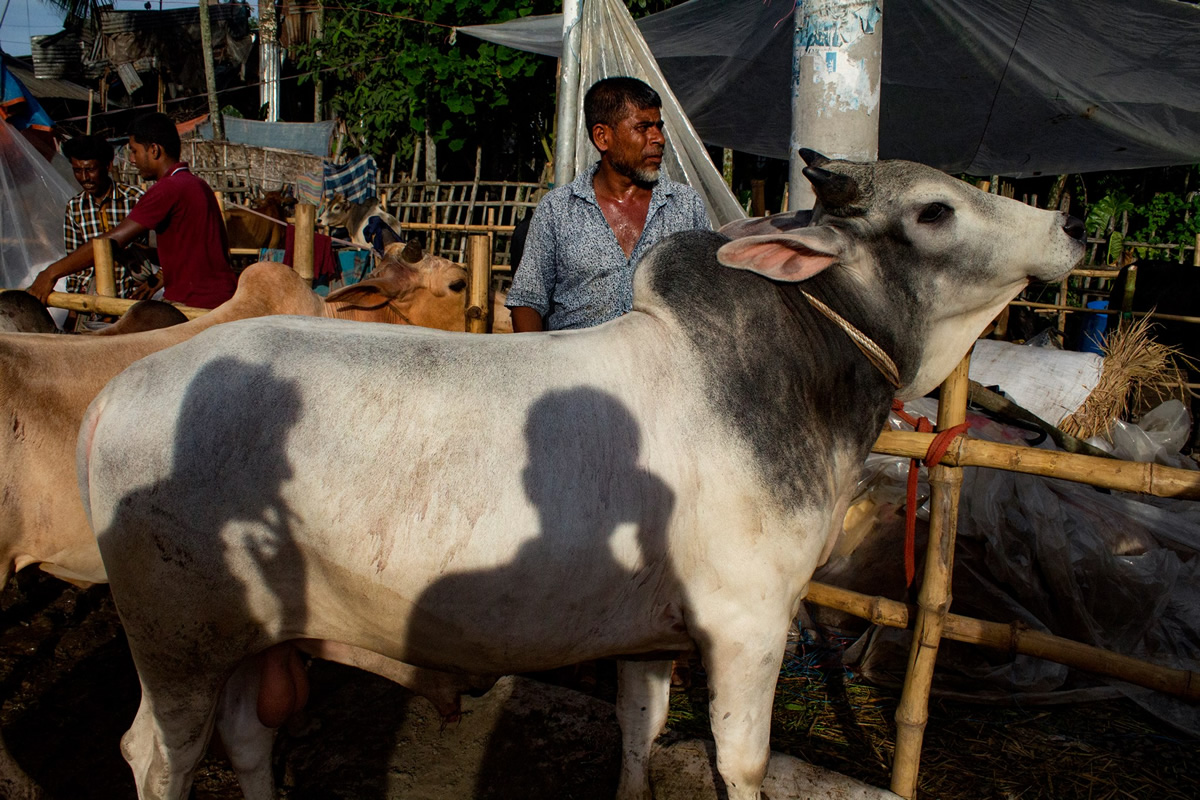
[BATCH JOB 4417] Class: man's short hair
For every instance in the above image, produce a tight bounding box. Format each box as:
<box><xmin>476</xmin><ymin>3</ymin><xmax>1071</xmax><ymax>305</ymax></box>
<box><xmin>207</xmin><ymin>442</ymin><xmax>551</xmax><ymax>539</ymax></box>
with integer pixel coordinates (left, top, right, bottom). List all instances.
<box><xmin>129</xmin><ymin>113</ymin><xmax>181</xmax><ymax>160</ymax></box>
<box><xmin>62</xmin><ymin>135</ymin><xmax>114</xmax><ymax>165</ymax></box>
<box><xmin>584</xmin><ymin>77</ymin><xmax>661</xmax><ymax>142</ymax></box>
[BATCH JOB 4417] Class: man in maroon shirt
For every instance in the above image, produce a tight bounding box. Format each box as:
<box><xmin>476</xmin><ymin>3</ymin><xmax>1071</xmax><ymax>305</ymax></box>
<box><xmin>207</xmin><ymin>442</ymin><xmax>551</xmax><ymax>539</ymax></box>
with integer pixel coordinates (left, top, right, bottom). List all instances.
<box><xmin>29</xmin><ymin>113</ymin><xmax>237</xmax><ymax>309</ymax></box>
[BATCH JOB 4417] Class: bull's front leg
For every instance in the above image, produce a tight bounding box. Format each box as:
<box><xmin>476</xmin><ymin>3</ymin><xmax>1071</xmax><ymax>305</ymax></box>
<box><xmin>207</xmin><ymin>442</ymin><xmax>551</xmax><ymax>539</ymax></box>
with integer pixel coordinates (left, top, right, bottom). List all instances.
<box><xmin>614</xmin><ymin>658</ymin><xmax>673</xmax><ymax>799</ymax></box>
<box><xmin>700</xmin><ymin>615</ymin><xmax>788</xmax><ymax>800</ymax></box>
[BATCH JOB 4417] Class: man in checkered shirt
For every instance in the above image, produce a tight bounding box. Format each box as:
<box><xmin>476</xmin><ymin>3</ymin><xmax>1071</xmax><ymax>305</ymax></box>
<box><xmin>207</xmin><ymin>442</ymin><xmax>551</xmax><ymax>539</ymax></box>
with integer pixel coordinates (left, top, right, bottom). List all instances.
<box><xmin>59</xmin><ymin>135</ymin><xmax>153</xmax><ymax>298</ymax></box>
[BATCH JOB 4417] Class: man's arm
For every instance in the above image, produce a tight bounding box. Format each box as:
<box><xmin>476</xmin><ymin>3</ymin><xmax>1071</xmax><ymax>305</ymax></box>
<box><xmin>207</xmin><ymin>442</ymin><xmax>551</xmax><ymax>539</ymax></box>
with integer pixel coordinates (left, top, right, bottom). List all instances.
<box><xmin>504</xmin><ymin>200</ymin><xmax>557</xmax><ymax>331</ymax></box>
<box><xmin>28</xmin><ymin>217</ymin><xmax>151</xmax><ymax>303</ymax></box>
<box><xmin>510</xmin><ymin>306</ymin><xmax>544</xmax><ymax>333</ymax></box>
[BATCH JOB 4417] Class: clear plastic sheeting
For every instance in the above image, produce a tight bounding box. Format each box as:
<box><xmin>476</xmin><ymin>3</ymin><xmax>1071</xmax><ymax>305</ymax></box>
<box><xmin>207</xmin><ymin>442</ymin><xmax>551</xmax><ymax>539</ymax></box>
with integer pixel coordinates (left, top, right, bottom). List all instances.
<box><xmin>461</xmin><ymin>0</ymin><xmax>1200</xmax><ymax>177</ymax></box>
<box><xmin>818</xmin><ymin>397</ymin><xmax>1200</xmax><ymax>735</ymax></box>
<box><xmin>569</xmin><ymin>0</ymin><xmax>745</xmax><ymax>227</ymax></box>
<box><xmin>0</xmin><ymin>120</ymin><xmax>77</xmax><ymax>291</ymax></box>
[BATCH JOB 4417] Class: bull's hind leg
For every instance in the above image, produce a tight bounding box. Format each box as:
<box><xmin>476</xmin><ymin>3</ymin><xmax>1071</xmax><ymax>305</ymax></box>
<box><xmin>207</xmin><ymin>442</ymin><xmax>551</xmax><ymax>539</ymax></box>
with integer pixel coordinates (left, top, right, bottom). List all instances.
<box><xmin>214</xmin><ymin>657</ymin><xmax>277</xmax><ymax>800</ymax></box>
<box><xmin>121</xmin><ymin>676</ymin><xmax>223</xmax><ymax>800</ymax></box>
<box><xmin>700</xmin><ymin>616</ymin><xmax>789</xmax><ymax>800</ymax></box>
<box><xmin>614</xmin><ymin>658</ymin><xmax>673</xmax><ymax>800</ymax></box>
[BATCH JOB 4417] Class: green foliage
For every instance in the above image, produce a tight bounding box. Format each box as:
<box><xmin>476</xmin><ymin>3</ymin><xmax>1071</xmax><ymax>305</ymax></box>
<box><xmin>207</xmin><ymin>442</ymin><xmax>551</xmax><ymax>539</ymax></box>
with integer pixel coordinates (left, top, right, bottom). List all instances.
<box><xmin>1079</xmin><ymin>162</ymin><xmax>1200</xmax><ymax>263</ymax></box>
<box><xmin>290</xmin><ymin>0</ymin><xmax>557</xmax><ymax>170</ymax></box>
<box><xmin>1085</xmin><ymin>192</ymin><xmax>1134</xmax><ymax>236</ymax></box>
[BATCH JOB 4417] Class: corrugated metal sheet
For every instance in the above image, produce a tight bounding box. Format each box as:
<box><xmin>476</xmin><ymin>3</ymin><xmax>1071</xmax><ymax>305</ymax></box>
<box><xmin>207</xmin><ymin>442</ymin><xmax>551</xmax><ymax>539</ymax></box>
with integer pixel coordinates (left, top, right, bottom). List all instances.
<box><xmin>98</xmin><ymin>5</ymin><xmax>251</xmax><ymax>37</ymax></box>
<box><xmin>30</xmin><ymin>30</ymin><xmax>90</xmax><ymax>80</ymax></box>
<box><xmin>6</xmin><ymin>57</ymin><xmax>93</xmax><ymax>102</ymax></box>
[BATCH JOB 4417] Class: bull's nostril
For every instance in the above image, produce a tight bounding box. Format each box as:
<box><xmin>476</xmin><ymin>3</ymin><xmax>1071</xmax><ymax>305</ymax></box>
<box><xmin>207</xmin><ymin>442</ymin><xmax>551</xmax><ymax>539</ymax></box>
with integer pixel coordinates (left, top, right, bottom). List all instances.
<box><xmin>1063</xmin><ymin>215</ymin><xmax>1086</xmax><ymax>242</ymax></box>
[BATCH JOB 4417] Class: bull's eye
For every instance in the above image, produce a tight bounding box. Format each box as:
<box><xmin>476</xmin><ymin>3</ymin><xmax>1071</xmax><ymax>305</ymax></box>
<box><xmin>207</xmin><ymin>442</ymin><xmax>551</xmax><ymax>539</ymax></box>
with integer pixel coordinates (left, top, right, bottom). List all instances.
<box><xmin>918</xmin><ymin>202</ymin><xmax>951</xmax><ymax>224</ymax></box>
<box><xmin>448</xmin><ymin>280</ymin><xmax>467</xmax><ymax>292</ymax></box>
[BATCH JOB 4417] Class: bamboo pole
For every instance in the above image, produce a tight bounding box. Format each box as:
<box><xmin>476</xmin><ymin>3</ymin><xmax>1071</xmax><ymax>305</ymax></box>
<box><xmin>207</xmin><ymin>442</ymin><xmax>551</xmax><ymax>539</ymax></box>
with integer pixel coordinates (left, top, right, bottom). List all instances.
<box><xmin>293</xmin><ymin>203</ymin><xmax>315</xmax><ymax>282</ymax></box>
<box><xmin>804</xmin><ymin>583</ymin><xmax>1200</xmax><ymax>702</ymax></box>
<box><xmin>891</xmin><ymin>354</ymin><xmax>971</xmax><ymax>798</ymax></box>
<box><xmin>1010</xmin><ymin>299</ymin><xmax>1200</xmax><ymax>326</ymax></box>
<box><xmin>465</xmin><ymin>234</ymin><xmax>491</xmax><ymax>334</ymax></box>
<box><xmin>45</xmin><ymin>292</ymin><xmax>207</xmax><ymax>320</ymax></box>
<box><xmin>92</xmin><ymin>239</ymin><xmax>116</xmax><ymax>298</ymax></box>
<box><xmin>872</xmin><ymin>430</ymin><xmax>1200</xmax><ymax>499</ymax></box>
<box><xmin>403</xmin><ymin>221</ymin><xmax>516</xmax><ymax>234</ymax></box>
<box><xmin>86</xmin><ymin>89</ymin><xmax>94</xmax><ymax>135</ymax></box>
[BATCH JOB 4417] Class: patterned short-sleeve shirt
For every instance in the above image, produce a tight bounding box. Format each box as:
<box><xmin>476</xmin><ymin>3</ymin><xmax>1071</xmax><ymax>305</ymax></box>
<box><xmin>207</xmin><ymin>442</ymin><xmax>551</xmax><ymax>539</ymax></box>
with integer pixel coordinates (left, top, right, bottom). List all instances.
<box><xmin>63</xmin><ymin>181</ymin><xmax>147</xmax><ymax>297</ymax></box>
<box><xmin>506</xmin><ymin>161</ymin><xmax>711</xmax><ymax>330</ymax></box>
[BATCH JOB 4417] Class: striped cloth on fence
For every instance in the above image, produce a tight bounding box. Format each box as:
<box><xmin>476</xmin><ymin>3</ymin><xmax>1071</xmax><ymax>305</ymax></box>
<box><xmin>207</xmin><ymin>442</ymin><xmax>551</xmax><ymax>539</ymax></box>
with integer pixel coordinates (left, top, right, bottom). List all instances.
<box><xmin>296</xmin><ymin>170</ymin><xmax>323</xmax><ymax>206</ymax></box>
<box><xmin>323</xmin><ymin>155</ymin><xmax>377</xmax><ymax>204</ymax></box>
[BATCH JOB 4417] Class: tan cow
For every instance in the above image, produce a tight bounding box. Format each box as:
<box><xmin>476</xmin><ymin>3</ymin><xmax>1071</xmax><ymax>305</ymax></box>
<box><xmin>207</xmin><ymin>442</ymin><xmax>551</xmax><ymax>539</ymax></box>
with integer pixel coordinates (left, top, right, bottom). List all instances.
<box><xmin>327</xmin><ymin>239</ymin><xmax>512</xmax><ymax>333</ymax></box>
<box><xmin>225</xmin><ymin>190</ymin><xmax>295</xmax><ymax>252</ymax></box>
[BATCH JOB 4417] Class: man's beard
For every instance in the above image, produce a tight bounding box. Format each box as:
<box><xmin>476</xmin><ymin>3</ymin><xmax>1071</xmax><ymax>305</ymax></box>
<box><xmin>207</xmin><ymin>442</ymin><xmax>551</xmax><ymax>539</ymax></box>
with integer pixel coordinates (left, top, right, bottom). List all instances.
<box><xmin>611</xmin><ymin>155</ymin><xmax>660</xmax><ymax>187</ymax></box>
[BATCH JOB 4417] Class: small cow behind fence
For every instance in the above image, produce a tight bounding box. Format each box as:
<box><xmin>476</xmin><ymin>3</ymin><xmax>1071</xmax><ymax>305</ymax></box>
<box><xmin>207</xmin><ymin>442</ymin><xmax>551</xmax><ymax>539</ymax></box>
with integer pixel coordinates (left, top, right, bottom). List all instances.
<box><xmin>225</xmin><ymin>189</ymin><xmax>297</xmax><ymax>252</ymax></box>
<box><xmin>319</xmin><ymin>193</ymin><xmax>404</xmax><ymax>253</ymax></box>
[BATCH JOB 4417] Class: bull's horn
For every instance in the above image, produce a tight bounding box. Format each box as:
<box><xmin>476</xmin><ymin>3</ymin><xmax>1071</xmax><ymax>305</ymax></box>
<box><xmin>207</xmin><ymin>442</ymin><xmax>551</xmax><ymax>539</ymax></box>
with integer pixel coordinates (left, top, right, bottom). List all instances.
<box><xmin>802</xmin><ymin>165</ymin><xmax>859</xmax><ymax>210</ymax></box>
<box><xmin>798</xmin><ymin>148</ymin><xmax>830</xmax><ymax>167</ymax></box>
<box><xmin>401</xmin><ymin>239</ymin><xmax>423</xmax><ymax>263</ymax></box>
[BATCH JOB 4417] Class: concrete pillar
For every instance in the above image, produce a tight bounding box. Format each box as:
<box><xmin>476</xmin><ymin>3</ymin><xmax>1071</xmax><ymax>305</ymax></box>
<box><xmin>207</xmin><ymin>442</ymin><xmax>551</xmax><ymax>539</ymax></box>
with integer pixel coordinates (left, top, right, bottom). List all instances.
<box><xmin>553</xmin><ymin>0</ymin><xmax>583</xmax><ymax>187</ymax></box>
<box><xmin>259</xmin><ymin>0</ymin><xmax>281</xmax><ymax>122</ymax></box>
<box><xmin>788</xmin><ymin>1</ymin><xmax>884</xmax><ymax>211</ymax></box>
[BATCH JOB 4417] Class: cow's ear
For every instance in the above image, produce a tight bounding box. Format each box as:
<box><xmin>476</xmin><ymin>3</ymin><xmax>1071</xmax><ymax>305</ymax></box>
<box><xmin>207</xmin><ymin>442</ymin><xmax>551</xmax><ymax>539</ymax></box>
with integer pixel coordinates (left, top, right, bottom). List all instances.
<box><xmin>716</xmin><ymin>230</ymin><xmax>842</xmax><ymax>282</ymax></box>
<box><xmin>324</xmin><ymin>280</ymin><xmax>392</xmax><ymax>309</ymax></box>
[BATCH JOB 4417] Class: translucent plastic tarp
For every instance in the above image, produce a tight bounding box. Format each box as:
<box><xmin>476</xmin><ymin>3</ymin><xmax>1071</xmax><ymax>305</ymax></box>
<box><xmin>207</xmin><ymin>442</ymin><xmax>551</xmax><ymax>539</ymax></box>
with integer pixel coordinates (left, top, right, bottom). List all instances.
<box><xmin>820</xmin><ymin>397</ymin><xmax>1200</xmax><ymax>735</ymax></box>
<box><xmin>461</xmin><ymin>0</ymin><xmax>1200</xmax><ymax>177</ymax></box>
<box><xmin>0</xmin><ymin>120</ymin><xmax>78</xmax><ymax>291</ymax></box>
<box><xmin>570</xmin><ymin>0</ymin><xmax>745</xmax><ymax>226</ymax></box>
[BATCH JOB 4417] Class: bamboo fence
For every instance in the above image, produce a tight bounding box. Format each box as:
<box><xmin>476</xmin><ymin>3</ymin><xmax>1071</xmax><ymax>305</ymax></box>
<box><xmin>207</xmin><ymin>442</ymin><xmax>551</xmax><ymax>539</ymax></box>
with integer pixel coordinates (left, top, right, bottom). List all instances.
<box><xmin>808</xmin><ymin>348</ymin><xmax>1200</xmax><ymax>798</ymax></box>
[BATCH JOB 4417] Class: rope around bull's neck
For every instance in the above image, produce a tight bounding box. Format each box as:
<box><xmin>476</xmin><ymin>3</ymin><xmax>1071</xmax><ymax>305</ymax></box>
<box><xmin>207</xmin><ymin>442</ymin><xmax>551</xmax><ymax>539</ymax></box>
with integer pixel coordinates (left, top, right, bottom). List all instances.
<box><xmin>799</xmin><ymin>289</ymin><xmax>902</xmax><ymax>389</ymax></box>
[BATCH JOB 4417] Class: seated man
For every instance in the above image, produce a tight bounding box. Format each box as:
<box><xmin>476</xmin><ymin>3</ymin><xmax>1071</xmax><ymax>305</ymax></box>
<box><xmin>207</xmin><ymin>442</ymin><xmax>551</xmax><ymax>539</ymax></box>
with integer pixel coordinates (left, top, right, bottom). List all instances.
<box><xmin>59</xmin><ymin>134</ymin><xmax>153</xmax><ymax>299</ymax></box>
<box><xmin>506</xmin><ymin>76</ymin><xmax>711</xmax><ymax>332</ymax></box>
<box><xmin>29</xmin><ymin>113</ymin><xmax>237</xmax><ymax>310</ymax></box>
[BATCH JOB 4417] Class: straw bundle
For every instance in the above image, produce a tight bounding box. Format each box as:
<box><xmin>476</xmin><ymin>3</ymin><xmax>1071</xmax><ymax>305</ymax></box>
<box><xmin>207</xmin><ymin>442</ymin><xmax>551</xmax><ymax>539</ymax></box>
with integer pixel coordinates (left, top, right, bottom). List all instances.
<box><xmin>1059</xmin><ymin>315</ymin><xmax>1190</xmax><ymax>440</ymax></box>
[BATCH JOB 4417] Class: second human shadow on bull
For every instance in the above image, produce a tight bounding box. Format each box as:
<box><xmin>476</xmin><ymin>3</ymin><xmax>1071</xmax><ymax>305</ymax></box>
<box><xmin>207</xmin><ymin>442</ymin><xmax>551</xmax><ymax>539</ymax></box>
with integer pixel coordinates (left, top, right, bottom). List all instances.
<box><xmin>398</xmin><ymin>387</ymin><xmax>678</xmax><ymax>798</ymax></box>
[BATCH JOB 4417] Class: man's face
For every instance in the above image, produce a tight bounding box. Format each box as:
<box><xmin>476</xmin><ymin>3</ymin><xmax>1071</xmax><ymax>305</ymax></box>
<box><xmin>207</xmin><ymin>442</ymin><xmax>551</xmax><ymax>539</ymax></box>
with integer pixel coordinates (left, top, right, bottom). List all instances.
<box><xmin>71</xmin><ymin>158</ymin><xmax>111</xmax><ymax>199</ymax></box>
<box><xmin>597</xmin><ymin>104</ymin><xmax>665</xmax><ymax>185</ymax></box>
<box><xmin>126</xmin><ymin>137</ymin><xmax>157</xmax><ymax>179</ymax></box>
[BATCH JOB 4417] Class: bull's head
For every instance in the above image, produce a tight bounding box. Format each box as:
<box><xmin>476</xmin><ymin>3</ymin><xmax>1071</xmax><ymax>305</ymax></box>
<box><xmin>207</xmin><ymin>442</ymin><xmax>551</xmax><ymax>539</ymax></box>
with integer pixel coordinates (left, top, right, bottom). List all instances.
<box><xmin>319</xmin><ymin>194</ymin><xmax>350</xmax><ymax>230</ymax></box>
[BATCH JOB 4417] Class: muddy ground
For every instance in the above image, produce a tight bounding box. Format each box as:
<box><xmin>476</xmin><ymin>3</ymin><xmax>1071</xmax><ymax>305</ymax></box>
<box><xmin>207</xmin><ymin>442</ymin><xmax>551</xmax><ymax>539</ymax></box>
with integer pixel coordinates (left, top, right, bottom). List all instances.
<box><xmin>3</xmin><ymin>568</ymin><xmax>1198</xmax><ymax>800</ymax></box>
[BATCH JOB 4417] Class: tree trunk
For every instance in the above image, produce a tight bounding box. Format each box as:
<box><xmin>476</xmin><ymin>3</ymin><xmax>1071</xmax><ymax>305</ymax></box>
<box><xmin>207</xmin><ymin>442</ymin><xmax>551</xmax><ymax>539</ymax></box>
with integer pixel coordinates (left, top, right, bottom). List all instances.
<box><xmin>199</xmin><ymin>0</ymin><xmax>223</xmax><ymax>139</ymax></box>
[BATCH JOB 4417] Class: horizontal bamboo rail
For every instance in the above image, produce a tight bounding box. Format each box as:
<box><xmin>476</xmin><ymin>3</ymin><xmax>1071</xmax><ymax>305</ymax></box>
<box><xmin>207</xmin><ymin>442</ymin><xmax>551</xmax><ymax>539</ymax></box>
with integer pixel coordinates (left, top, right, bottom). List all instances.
<box><xmin>45</xmin><ymin>291</ymin><xmax>208</xmax><ymax>320</ymax></box>
<box><xmin>1010</xmin><ymin>299</ymin><xmax>1200</xmax><ymax>324</ymax></box>
<box><xmin>1069</xmin><ymin>268</ymin><xmax>1121</xmax><ymax>278</ymax></box>
<box><xmin>873</xmin><ymin>430</ymin><xmax>1200</xmax><ymax>498</ymax></box>
<box><xmin>401</xmin><ymin>221</ymin><xmax>516</xmax><ymax>234</ymax></box>
<box><xmin>805</xmin><ymin>582</ymin><xmax>1200</xmax><ymax>702</ymax></box>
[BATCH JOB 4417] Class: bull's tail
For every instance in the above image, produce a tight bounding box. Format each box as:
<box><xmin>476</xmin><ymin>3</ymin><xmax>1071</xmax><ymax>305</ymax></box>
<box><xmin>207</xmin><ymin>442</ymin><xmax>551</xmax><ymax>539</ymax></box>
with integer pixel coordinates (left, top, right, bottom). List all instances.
<box><xmin>75</xmin><ymin>388</ymin><xmax>111</xmax><ymax>536</ymax></box>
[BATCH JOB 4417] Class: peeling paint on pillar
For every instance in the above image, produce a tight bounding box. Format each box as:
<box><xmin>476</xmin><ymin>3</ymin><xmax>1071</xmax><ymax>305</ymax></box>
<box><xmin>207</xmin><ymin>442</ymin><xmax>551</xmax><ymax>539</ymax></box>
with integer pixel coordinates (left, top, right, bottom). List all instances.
<box><xmin>788</xmin><ymin>1</ymin><xmax>884</xmax><ymax>211</ymax></box>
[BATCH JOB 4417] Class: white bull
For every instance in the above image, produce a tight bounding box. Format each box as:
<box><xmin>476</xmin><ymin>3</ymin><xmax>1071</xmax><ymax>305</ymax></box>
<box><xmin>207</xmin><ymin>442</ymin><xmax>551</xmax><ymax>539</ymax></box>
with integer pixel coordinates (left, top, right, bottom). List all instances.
<box><xmin>80</xmin><ymin>152</ymin><xmax>1086</xmax><ymax>800</ymax></box>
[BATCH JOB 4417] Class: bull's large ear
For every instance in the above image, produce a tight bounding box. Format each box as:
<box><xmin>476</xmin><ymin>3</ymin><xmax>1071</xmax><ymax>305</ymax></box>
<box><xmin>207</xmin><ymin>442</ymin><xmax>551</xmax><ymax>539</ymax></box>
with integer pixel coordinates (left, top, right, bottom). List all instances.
<box><xmin>324</xmin><ymin>280</ymin><xmax>392</xmax><ymax>309</ymax></box>
<box><xmin>716</xmin><ymin>230</ymin><xmax>842</xmax><ymax>282</ymax></box>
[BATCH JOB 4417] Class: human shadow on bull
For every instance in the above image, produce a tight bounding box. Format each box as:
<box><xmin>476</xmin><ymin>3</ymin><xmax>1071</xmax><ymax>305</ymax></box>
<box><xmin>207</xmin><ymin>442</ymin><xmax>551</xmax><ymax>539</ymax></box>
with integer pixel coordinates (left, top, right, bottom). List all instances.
<box><xmin>95</xmin><ymin>357</ymin><xmax>310</xmax><ymax>796</ymax></box>
<box><xmin>407</xmin><ymin>387</ymin><xmax>679</xmax><ymax>799</ymax></box>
